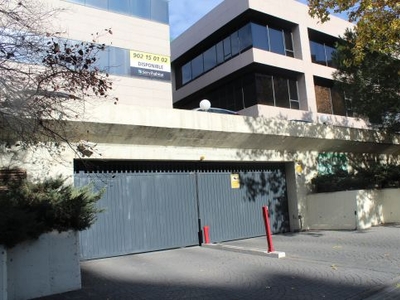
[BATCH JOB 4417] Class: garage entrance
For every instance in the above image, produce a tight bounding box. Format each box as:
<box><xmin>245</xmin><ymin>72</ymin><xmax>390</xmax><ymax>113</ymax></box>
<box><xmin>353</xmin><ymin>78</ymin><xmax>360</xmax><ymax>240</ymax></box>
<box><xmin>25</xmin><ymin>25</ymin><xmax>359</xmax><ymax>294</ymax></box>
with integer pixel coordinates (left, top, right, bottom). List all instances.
<box><xmin>197</xmin><ymin>166</ymin><xmax>289</xmax><ymax>243</ymax></box>
<box><xmin>74</xmin><ymin>160</ymin><xmax>289</xmax><ymax>260</ymax></box>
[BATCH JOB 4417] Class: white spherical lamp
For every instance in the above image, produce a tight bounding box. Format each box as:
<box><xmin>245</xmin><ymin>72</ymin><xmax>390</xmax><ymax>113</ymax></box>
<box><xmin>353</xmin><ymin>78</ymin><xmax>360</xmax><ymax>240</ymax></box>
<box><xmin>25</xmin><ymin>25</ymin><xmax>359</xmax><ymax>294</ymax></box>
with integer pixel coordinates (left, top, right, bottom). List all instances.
<box><xmin>319</xmin><ymin>115</ymin><xmax>329</xmax><ymax>124</ymax></box>
<box><xmin>199</xmin><ymin>99</ymin><xmax>211</xmax><ymax>111</ymax></box>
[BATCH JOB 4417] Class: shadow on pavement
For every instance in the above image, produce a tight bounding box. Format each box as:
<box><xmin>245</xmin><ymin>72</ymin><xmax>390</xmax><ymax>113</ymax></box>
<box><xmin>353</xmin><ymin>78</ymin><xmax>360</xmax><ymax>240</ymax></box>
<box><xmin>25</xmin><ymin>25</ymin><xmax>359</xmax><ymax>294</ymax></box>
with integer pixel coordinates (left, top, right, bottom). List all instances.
<box><xmin>36</xmin><ymin>258</ymin><xmax>383</xmax><ymax>300</ymax></box>
<box><xmin>35</xmin><ymin>227</ymin><xmax>400</xmax><ymax>300</ymax></box>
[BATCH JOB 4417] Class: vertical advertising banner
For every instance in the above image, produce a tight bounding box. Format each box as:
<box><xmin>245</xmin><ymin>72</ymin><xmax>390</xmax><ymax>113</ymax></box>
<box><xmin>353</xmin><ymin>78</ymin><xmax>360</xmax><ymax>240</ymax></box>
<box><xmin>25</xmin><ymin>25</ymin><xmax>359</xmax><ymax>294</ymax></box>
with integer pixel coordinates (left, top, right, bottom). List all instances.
<box><xmin>130</xmin><ymin>50</ymin><xmax>171</xmax><ymax>81</ymax></box>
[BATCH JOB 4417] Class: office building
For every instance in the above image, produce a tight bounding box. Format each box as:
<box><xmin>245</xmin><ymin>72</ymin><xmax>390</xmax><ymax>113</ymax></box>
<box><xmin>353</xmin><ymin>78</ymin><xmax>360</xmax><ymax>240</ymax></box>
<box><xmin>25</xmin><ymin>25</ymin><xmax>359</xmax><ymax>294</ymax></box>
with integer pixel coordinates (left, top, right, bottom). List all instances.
<box><xmin>171</xmin><ymin>0</ymin><xmax>365</xmax><ymax>128</ymax></box>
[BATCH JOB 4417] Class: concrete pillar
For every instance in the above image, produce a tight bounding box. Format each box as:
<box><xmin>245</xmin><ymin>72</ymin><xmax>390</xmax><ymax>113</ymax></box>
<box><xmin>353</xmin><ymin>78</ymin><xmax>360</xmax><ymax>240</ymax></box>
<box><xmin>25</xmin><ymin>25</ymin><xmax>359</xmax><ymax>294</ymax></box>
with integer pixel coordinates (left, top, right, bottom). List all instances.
<box><xmin>285</xmin><ymin>162</ymin><xmax>301</xmax><ymax>232</ymax></box>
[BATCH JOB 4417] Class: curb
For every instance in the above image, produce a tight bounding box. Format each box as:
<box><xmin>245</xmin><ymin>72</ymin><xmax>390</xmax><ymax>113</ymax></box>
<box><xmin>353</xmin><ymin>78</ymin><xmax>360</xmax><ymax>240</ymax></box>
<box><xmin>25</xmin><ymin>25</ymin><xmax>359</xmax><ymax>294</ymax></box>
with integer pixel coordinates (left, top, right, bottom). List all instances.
<box><xmin>202</xmin><ymin>243</ymin><xmax>285</xmax><ymax>258</ymax></box>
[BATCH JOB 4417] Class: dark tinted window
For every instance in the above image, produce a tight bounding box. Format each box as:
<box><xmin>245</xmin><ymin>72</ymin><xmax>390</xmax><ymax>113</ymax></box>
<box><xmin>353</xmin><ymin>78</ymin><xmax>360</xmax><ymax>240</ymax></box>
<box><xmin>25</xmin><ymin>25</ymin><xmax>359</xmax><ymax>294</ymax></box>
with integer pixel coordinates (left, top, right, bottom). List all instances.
<box><xmin>223</xmin><ymin>36</ymin><xmax>231</xmax><ymax>60</ymax></box>
<box><xmin>289</xmin><ymin>79</ymin><xmax>299</xmax><ymax>108</ymax></box>
<box><xmin>233</xmin><ymin>81</ymin><xmax>243</xmax><ymax>111</ymax></box>
<box><xmin>290</xmin><ymin>101</ymin><xmax>300</xmax><ymax>109</ymax></box>
<box><xmin>269</xmin><ymin>27</ymin><xmax>285</xmax><ymax>55</ymax></box>
<box><xmin>252</xmin><ymin>23</ymin><xmax>269</xmax><ymax>51</ymax></box>
<box><xmin>182</xmin><ymin>62</ymin><xmax>192</xmax><ymax>85</ymax></box>
<box><xmin>274</xmin><ymin>77</ymin><xmax>290</xmax><ymax>108</ymax></box>
<box><xmin>204</xmin><ymin>46</ymin><xmax>217</xmax><ymax>72</ymax></box>
<box><xmin>284</xmin><ymin>31</ymin><xmax>294</xmax><ymax>57</ymax></box>
<box><xmin>226</xmin><ymin>83</ymin><xmax>236</xmax><ymax>110</ymax></box>
<box><xmin>219</xmin><ymin>85</ymin><xmax>229</xmax><ymax>108</ymax></box>
<box><xmin>179</xmin><ymin>73</ymin><xmax>299</xmax><ymax>112</ymax></box>
<box><xmin>310</xmin><ymin>41</ymin><xmax>337</xmax><ymax>67</ymax></box>
<box><xmin>191</xmin><ymin>54</ymin><xmax>204</xmax><ymax>79</ymax></box>
<box><xmin>256</xmin><ymin>74</ymin><xmax>274</xmax><ymax>106</ymax></box>
<box><xmin>238</xmin><ymin>24</ymin><xmax>252</xmax><ymax>51</ymax></box>
<box><xmin>177</xmin><ymin>22</ymin><xmax>295</xmax><ymax>87</ymax></box>
<box><xmin>288</xmin><ymin>80</ymin><xmax>298</xmax><ymax>100</ymax></box>
<box><xmin>243</xmin><ymin>74</ymin><xmax>257</xmax><ymax>108</ymax></box>
<box><xmin>216</xmin><ymin>41</ymin><xmax>224</xmax><ymax>65</ymax></box>
<box><xmin>230</xmin><ymin>31</ymin><xmax>240</xmax><ymax>56</ymax></box>
<box><xmin>325</xmin><ymin>45</ymin><xmax>336</xmax><ymax>67</ymax></box>
<box><xmin>310</xmin><ymin>41</ymin><xmax>325</xmax><ymax>65</ymax></box>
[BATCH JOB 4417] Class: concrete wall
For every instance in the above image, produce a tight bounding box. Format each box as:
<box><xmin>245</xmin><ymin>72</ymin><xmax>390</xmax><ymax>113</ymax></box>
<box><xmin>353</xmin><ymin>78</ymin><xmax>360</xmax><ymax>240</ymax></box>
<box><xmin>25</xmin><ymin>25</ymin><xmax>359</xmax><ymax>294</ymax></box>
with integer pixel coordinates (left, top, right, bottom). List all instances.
<box><xmin>0</xmin><ymin>231</ymin><xmax>81</xmax><ymax>300</ymax></box>
<box><xmin>381</xmin><ymin>189</ymin><xmax>400</xmax><ymax>223</ymax></box>
<box><xmin>306</xmin><ymin>190</ymin><xmax>357</xmax><ymax>230</ymax></box>
<box><xmin>239</xmin><ymin>105</ymin><xmax>369</xmax><ymax>129</ymax></box>
<box><xmin>305</xmin><ymin>189</ymin><xmax>400</xmax><ymax>231</ymax></box>
<box><xmin>356</xmin><ymin>190</ymin><xmax>383</xmax><ymax>229</ymax></box>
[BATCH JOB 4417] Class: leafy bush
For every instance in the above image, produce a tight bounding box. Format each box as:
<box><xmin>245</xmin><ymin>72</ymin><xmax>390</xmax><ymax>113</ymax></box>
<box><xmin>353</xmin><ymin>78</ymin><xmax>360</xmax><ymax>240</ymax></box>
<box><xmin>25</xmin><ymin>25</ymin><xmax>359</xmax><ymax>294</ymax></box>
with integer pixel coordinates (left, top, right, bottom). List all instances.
<box><xmin>312</xmin><ymin>172</ymin><xmax>371</xmax><ymax>193</ymax></box>
<box><xmin>312</xmin><ymin>165</ymin><xmax>400</xmax><ymax>193</ymax></box>
<box><xmin>0</xmin><ymin>177</ymin><xmax>104</xmax><ymax>248</ymax></box>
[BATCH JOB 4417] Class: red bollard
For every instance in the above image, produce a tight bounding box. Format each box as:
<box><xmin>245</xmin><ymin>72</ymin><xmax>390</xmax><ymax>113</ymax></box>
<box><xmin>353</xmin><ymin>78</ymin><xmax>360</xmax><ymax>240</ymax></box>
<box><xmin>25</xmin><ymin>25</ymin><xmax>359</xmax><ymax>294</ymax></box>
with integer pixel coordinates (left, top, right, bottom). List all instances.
<box><xmin>203</xmin><ymin>226</ymin><xmax>210</xmax><ymax>244</ymax></box>
<box><xmin>262</xmin><ymin>206</ymin><xmax>275</xmax><ymax>253</ymax></box>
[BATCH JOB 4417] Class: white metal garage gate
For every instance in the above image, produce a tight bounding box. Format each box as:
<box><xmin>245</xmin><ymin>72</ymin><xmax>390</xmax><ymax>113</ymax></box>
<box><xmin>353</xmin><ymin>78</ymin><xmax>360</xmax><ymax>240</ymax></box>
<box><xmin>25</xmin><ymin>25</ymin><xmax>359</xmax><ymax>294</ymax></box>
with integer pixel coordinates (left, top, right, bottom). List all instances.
<box><xmin>74</xmin><ymin>160</ymin><xmax>289</xmax><ymax>260</ymax></box>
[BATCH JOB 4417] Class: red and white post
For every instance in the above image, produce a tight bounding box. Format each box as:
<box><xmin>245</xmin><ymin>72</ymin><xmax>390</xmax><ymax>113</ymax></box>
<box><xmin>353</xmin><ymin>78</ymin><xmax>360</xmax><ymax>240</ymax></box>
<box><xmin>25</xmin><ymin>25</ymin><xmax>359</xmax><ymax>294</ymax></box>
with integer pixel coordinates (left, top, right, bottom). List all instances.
<box><xmin>262</xmin><ymin>206</ymin><xmax>275</xmax><ymax>252</ymax></box>
<box><xmin>262</xmin><ymin>206</ymin><xmax>285</xmax><ymax>258</ymax></box>
<box><xmin>203</xmin><ymin>226</ymin><xmax>210</xmax><ymax>244</ymax></box>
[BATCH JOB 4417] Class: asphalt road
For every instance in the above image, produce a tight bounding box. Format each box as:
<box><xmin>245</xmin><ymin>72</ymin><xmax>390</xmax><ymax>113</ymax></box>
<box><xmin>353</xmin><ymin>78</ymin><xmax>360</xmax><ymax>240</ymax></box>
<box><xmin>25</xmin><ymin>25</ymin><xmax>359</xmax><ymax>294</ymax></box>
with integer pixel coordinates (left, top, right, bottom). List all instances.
<box><xmin>37</xmin><ymin>225</ymin><xmax>400</xmax><ymax>299</ymax></box>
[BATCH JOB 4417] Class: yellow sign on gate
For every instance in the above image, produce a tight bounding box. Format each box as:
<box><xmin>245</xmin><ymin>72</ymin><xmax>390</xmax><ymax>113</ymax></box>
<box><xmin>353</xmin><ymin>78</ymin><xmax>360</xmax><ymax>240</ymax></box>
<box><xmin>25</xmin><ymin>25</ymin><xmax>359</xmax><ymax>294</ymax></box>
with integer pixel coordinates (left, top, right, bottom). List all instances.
<box><xmin>230</xmin><ymin>173</ymin><xmax>240</xmax><ymax>189</ymax></box>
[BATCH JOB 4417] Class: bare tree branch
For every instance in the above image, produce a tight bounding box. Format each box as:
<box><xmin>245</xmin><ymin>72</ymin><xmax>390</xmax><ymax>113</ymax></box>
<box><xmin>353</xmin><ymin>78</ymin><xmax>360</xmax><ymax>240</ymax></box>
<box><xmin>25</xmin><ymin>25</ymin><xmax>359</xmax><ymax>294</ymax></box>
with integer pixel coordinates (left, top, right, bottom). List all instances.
<box><xmin>0</xmin><ymin>0</ymin><xmax>116</xmax><ymax>145</ymax></box>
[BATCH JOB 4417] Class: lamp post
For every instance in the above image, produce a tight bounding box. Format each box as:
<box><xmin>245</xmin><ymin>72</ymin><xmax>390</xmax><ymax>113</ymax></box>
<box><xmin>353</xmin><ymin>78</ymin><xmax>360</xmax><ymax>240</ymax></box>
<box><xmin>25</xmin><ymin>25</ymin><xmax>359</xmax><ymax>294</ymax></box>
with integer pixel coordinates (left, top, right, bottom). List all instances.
<box><xmin>319</xmin><ymin>114</ymin><xmax>330</xmax><ymax>124</ymax></box>
<box><xmin>199</xmin><ymin>99</ymin><xmax>211</xmax><ymax>111</ymax></box>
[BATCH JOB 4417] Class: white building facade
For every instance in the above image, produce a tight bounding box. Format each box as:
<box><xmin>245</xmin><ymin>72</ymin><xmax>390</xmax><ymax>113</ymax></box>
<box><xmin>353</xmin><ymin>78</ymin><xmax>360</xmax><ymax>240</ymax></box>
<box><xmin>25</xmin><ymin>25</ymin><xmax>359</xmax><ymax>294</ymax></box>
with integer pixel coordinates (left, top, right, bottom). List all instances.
<box><xmin>55</xmin><ymin>0</ymin><xmax>172</xmax><ymax>108</ymax></box>
<box><xmin>171</xmin><ymin>0</ymin><xmax>366</xmax><ymax>128</ymax></box>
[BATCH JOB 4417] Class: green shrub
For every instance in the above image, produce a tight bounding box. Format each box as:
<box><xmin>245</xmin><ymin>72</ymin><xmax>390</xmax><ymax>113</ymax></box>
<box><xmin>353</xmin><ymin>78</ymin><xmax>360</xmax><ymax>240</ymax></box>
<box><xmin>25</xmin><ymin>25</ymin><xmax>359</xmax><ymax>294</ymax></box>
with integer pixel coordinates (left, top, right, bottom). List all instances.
<box><xmin>0</xmin><ymin>177</ymin><xmax>104</xmax><ymax>248</ymax></box>
<box><xmin>312</xmin><ymin>172</ymin><xmax>373</xmax><ymax>193</ymax></box>
<box><xmin>311</xmin><ymin>164</ymin><xmax>400</xmax><ymax>193</ymax></box>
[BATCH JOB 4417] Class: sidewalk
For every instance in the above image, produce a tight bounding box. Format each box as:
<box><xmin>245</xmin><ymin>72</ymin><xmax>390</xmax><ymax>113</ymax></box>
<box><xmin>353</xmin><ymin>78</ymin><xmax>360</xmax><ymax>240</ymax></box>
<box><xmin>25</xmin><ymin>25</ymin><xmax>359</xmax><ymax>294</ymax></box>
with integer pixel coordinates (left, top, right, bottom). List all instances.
<box><xmin>213</xmin><ymin>225</ymin><xmax>400</xmax><ymax>299</ymax></box>
<box><xmin>37</xmin><ymin>226</ymin><xmax>400</xmax><ymax>300</ymax></box>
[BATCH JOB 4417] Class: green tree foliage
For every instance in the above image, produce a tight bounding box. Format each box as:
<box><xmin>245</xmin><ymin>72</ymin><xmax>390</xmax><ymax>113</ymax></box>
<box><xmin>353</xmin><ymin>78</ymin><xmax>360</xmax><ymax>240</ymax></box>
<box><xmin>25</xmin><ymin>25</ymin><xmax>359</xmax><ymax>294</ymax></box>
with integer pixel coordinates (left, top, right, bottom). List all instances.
<box><xmin>0</xmin><ymin>176</ymin><xmax>104</xmax><ymax>248</ymax></box>
<box><xmin>308</xmin><ymin>1</ymin><xmax>400</xmax><ymax>130</ymax></box>
<box><xmin>332</xmin><ymin>31</ymin><xmax>400</xmax><ymax>131</ymax></box>
<box><xmin>308</xmin><ymin>0</ymin><xmax>400</xmax><ymax>60</ymax></box>
<box><xmin>312</xmin><ymin>163</ymin><xmax>400</xmax><ymax>193</ymax></box>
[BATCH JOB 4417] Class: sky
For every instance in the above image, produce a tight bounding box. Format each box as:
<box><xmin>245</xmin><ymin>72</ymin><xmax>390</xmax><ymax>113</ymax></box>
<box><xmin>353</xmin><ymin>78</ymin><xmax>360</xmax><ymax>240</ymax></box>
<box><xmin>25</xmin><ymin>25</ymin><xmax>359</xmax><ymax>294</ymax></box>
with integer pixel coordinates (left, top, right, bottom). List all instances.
<box><xmin>168</xmin><ymin>0</ymin><xmax>346</xmax><ymax>40</ymax></box>
<box><xmin>169</xmin><ymin>0</ymin><xmax>224</xmax><ymax>39</ymax></box>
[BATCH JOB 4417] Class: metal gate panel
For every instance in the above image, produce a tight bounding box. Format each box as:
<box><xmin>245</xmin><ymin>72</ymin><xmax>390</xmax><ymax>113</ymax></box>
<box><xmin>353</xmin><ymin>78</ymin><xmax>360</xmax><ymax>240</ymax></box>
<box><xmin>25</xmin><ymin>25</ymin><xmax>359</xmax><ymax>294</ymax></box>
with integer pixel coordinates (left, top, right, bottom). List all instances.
<box><xmin>75</xmin><ymin>171</ymin><xmax>199</xmax><ymax>260</ymax></box>
<box><xmin>198</xmin><ymin>168</ymin><xmax>289</xmax><ymax>243</ymax></box>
